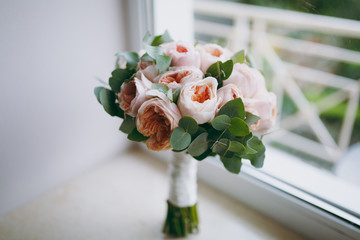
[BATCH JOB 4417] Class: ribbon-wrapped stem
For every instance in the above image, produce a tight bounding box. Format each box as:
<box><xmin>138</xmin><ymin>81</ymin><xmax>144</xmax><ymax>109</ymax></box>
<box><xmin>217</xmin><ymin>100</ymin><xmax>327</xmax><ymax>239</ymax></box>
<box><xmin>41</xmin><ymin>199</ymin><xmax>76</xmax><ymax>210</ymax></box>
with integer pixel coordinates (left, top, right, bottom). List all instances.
<box><xmin>163</xmin><ymin>152</ymin><xmax>199</xmax><ymax>237</ymax></box>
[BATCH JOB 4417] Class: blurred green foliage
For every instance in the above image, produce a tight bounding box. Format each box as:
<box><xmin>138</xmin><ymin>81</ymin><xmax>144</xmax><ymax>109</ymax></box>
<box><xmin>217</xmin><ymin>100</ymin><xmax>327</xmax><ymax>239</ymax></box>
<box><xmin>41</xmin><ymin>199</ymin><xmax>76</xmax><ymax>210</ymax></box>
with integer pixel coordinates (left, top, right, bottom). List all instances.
<box><xmin>235</xmin><ymin>0</ymin><xmax>360</xmax><ymax>20</ymax></box>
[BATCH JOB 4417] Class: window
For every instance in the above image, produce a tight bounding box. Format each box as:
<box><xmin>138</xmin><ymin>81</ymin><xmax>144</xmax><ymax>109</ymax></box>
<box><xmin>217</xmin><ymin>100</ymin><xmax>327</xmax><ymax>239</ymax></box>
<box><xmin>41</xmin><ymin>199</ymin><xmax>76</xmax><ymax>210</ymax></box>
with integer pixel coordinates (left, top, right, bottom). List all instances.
<box><xmin>140</xmin><ymin>0</ymin><xmax>360</xmax><ymax>238</ymax></box>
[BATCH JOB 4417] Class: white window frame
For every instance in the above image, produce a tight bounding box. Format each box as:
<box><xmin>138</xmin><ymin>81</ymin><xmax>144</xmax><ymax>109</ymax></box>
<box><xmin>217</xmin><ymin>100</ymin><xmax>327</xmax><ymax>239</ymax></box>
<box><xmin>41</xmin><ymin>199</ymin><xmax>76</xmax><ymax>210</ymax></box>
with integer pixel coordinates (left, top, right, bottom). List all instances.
<box><xmin>132</xmin><ymin>0</ymin><xmax>360</xmax><ymax>238</ymax></box>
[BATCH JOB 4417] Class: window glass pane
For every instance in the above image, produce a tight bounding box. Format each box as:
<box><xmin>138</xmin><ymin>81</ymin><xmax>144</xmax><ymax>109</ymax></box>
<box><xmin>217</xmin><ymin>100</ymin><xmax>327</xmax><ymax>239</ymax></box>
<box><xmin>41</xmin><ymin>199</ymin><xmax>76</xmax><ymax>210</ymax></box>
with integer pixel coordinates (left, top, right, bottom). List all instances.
<box><xmin>194</xmin><ymin>0</ymin><xmax>360</xmax><ymax>217</ymax></box>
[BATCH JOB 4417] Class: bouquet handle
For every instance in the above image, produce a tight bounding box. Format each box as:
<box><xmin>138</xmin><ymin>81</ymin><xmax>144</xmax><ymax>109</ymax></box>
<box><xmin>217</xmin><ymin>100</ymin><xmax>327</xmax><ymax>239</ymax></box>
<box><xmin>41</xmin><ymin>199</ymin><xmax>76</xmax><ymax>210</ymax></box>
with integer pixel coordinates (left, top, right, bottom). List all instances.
<box><xmin>163</xmin><ymin>152</ymin><xmax>199</xmax><ymax>237</ymax></box>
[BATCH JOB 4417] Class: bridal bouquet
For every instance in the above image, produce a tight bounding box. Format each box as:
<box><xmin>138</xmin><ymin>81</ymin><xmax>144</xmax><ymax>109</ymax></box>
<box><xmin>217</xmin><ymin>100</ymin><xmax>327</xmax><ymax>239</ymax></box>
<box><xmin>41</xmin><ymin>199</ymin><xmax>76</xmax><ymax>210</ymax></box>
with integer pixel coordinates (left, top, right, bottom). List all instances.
<box><xmin>94</xmin><ymin>31</ymin><xmax>276</xmax><ymax>237</ymax></box>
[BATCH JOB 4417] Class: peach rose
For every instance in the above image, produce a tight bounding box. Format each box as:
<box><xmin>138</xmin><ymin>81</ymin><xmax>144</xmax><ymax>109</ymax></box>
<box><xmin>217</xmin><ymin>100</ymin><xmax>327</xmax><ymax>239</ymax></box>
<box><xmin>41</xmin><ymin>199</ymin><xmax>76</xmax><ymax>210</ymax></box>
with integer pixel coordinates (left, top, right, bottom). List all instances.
<box><xmin>216</xmin><ymin>83</ymin><xmax>242</xmax><ymax>112</ymax></box>
<box><xmin>136</xmin><ymin>98</ymin><xmax>182</xmax><ymax>151</ymax></box>
<box><xmin>243</xmin><ymin>91</ymin><xmax>277</xmax><ymax>134</ymax></box>
<box><xmin>136</xmin><ymin>60</ymin><xmax>158</xmax><ymax>82</ymax></box>
<box><xmin>178</xmin><ymin>77</ymin><xmax>218</xmax><ymax>124</ymax></box>
<box><xmin>162</xmin><ymin>41</ymin><xmax>200</xmax><ymax>68</ymax></box>
<box><xmin>197</xmin><ymin>43</ymin><xmax>233</xmax><ymax>73</ymax></box>
<box><xmin>155</xmin><ymin>66</ymin><xmax>203</xmax><ymax>89</ymax></box>
<box><xmin>118</xmin><ymin>73</ymin><xmax>152</xmax><ymax>117</ymax></box>
<box><xmin>224</xmin><ymin>63</ymin><xmax>266</xmax><ymax>98</ymax></box>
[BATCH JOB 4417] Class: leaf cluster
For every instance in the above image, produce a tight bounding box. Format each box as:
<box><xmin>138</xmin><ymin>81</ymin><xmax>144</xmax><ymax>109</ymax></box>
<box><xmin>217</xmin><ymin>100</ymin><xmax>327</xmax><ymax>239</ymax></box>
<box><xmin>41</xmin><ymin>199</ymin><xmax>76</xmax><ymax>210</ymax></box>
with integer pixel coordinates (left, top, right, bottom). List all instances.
<box><xmin>94</xmin><ymin>31</ymin><xmax>175</xmax><ymax>141</ymax></box>
<box><xmin>170</xmin><ymin>98</ymin><xmax>264</xmax><ymax>174</ymax></box>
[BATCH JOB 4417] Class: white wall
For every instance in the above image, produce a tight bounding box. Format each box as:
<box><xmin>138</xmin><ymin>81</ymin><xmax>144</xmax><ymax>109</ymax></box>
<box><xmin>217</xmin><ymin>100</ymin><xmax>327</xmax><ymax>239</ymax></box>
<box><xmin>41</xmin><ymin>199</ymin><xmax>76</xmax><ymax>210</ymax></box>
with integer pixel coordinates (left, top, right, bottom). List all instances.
<box><xmin>0</xmin><ymin>0</ymin><xmax>129</xmax><ymax>216</ymax></box>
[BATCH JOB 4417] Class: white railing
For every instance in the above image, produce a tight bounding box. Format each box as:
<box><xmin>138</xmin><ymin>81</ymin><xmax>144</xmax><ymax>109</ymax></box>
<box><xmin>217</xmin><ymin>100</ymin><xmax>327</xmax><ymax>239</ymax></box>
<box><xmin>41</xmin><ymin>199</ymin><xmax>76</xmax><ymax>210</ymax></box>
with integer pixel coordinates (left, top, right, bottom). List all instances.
<box><xmin>194</xmin><ymin>0</ymin><xmax>360</xmax><ymax>163</ymax></box>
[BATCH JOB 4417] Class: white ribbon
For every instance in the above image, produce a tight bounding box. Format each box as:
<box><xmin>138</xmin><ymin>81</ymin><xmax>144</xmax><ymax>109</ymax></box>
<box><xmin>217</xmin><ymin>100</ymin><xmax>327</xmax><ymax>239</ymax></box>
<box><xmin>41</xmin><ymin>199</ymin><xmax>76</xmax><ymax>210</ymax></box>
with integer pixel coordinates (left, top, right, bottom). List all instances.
<box><xmin>168</xmin><ymin>152</ymin><xmax>198</xmax><ymax>207</ymax></box>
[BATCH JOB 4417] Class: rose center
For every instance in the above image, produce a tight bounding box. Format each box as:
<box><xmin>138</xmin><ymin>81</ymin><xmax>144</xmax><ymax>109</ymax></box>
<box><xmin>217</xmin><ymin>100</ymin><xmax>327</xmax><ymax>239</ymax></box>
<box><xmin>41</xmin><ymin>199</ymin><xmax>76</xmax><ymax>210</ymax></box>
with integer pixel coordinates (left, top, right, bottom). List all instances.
<box><xmin>210</xmin><ymin>48</ymin><xmax>222</xmax><ymax>57</ymax></box>
<box><xmin>191</xmin><ymin>85</ymin><xmax>211</xmax><ymax>103</ymax></box>
<box><xmin>160</xmin><ymin>71</ymin><xmax>190</xmax><ymax>85</ymax></box>
<box><xmin>176</xmin><ymin>45</ymin><xmax>188</xmax><ymax>53</ymax></box>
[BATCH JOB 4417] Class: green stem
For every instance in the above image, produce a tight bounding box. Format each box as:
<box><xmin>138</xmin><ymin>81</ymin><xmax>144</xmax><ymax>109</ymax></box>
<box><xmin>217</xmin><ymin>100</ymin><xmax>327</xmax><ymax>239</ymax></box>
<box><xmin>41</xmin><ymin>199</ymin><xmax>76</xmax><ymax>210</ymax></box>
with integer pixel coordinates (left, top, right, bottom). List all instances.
<box><xmin>163</xmin><ymin>200</ymin><xmax>199</xmax><ymax>237</ymax></box>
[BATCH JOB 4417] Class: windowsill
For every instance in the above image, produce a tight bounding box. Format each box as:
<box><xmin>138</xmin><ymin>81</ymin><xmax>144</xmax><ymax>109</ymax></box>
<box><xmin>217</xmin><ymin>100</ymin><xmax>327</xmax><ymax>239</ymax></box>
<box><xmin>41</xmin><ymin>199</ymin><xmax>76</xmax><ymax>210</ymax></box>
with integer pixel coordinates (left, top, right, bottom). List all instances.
<box><xmin>0</xmin><ymin>146</ymin><xmax>304</xmax><ymax>240</ymax></box>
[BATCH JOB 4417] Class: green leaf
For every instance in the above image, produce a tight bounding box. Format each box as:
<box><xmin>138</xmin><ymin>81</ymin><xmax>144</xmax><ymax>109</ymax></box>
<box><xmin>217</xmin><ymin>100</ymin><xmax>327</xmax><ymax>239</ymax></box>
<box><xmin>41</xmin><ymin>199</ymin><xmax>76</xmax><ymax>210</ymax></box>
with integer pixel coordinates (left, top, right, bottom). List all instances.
<box><xmin>167</xmin><ymin>89</ymin><xmax>173</xmax><ymax>101</ymax></box>
<box><xmin>99</xmin><ymin>88</ymin><xmax>122</xmax><ymax>117</ymax></box>
<box><xmin>228</xmin><ymin>141</ymin><xmax>245</xmax><ymax>153</ymax></box>
<box><xmin>142</xmin><ymin>31</ymin><xmax>152</xmax><ymax>45</ymax></box>
<box><xmin>212</xmin><ymin>138</ymin><xmax>229</xmax><ymax>154</ymax></box>
<box><xmin>206</xmin><ymin>61</ymin><xmax>222</xmax><ymax>81</ymax></box>
<box><xmin>221</xmin><ymin>154</ymin><xmax>242</xmax><ymax>174</ymax></box>
<box><xmin>246</xmin><ymin>136</ymin><xmax>266</xmax><ymax>168</ymax></box>
<box><xmin>145</xmin><ymin>44</ymin><xmax>164</xmax><ymax>59</ymax></box>
<box><xmin>127</xmin><ymin>128</ymin><xmax>148</xmax><ymax>142</ymax></box>
<box><xmin>206</xmin><ymin>60</ymin><xmax>234</xmax><ymax>87</ymax></box>
<box><xmin>221</xmin><ymin>60</ymin><xmax>233</xmax><ymax>80</ymax></box>
<box><xmin>151</xmin><ymin>30</ymin><xmax>173</xmax><ymax>46</ymax></box>
<box><xmin>212</xmin><ymin>115</ymin><xmax>231</xmax><ymax>131</ymax></box>
<box><xmin>170</xmin><ymin>127</ymin><xmax>191</xmax><ymax>151</ymax></box>
<box><xmin>140</xmin><ymin>53</ymin><xmax>155</xmax><ymax>62</ymax></box>
<box><xmin>229</xmin><ymin>118</ymin><xmax>249</xmax><ymax>136</ymax></box>
<box><xmin>94</xmin><ymin>87</ymin><xmax>104</xmax><ymax>104</ymax></box>
<box><xmin>155</xmin><ymin>55</ymin><xmax>172</xmax><ymax>73</ymax></box>
<box><xmin>245</xmin><ymin>112</ymin><xmax>260</xmax><ymax>126</ymax></box>
<box><xmin>172</xmin><ymin>88</ymin><xmax>180</xmax><ymax>104</ymax></box>
<box><xmin>109</xmin><ymin>68</ymin><xmax>135</xmax><ymax>93</ymax></box>
<box><xmin>119</xmin><ymin>116</ymin><xmax>136</xmax><ymax>134</ymax></box>
<box><xmin>193</xmin><ymin>148</ymin><xmax>213</xmax><ymax>161</ymax></box>
<box><xmin>179</xmin><ymin>116</ymin><xmax>198</xmax><ymax>135</ymax></box>
<box><xmin>231</xmin><ymin>50</ymin><xmax>245</xmax><ymax>64</ymax></box>
<box><xmin>218</xmin><ymin>98</ymin><xmax>245</xmax><ymax>119</ymax></box>
<box><xmin>187</xmin><ymin>132</ymin><xmax>208</xmax><ymax>157</ymax></box>
<box><xmin>152</xmin><ymin>83</ymin><xmax>169</xmax><ymax>94</ymax></box>
<box><xmin>115</xmin><ymin>52</ymin><xmax>139</xmax><ymax>69</ymax></box>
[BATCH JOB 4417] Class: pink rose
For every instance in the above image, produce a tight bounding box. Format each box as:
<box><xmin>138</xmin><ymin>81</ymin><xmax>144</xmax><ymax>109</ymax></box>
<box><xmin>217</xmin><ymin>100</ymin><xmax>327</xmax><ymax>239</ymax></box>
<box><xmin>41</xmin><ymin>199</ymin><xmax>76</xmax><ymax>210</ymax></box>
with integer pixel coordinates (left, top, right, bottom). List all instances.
<box><xmin>162</xmin><ymin>41</ymin><xmax>200</xmax><ymax>68</ymax></box>
<box><xmin>118</xmin><ymin>73</ymin><xmax>152</xmax><ymax>117</ymax></box>
<box><xmin>136</xmin><ymin>98</ymin><xmax>182</xmax><ymax>151</ymax></box>
<box><xmin>155</xmin><ymin>66</ymin><xmax>203</xmax><ymax>89</ymax></box>
<box><xmin>136</xmin><ymin>60</ymin><xmax>158</xmax><ymax>82</ymax></box>
<box><xmin>178</xmin><ymin>77</ymin><xmax>218</xmax><ymax>124</ymax></box>
<box><xmin>243</xmin><ymin>92</ymin><xmax>277</xmax><ymax>134</ymax></box>
<box><xmin>224</xmin><ymin>63</ymin><xmax>266</xmax><ymax>98</ymax></box>
<box><xmin>216</xmin><ymin>83</ymin><xmax>242</xmax><ymax>112</ymax></box>
<box><xmin>197</xmin><ymin>43</ymin><xmax>233</xmax><ymax>73</ymax></box>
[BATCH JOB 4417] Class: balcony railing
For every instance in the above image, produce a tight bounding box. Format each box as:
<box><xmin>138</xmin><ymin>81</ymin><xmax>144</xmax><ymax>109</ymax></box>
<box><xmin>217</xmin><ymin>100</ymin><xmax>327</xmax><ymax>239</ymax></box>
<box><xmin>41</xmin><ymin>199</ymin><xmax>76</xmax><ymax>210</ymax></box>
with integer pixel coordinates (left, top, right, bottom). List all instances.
<box><xmin>194</xmin><ymin>0</ymin><xmax>360</xmax><ymax>163</ymax></box>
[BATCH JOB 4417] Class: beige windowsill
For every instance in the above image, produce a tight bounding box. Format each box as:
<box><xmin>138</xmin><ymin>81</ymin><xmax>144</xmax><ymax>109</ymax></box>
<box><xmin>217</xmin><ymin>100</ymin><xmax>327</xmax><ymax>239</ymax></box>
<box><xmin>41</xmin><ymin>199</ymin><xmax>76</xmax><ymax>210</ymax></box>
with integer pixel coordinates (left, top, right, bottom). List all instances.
<box><xmin>0</xmin><ymin>146</ymin><xmax>305</xmax><ymax>240</ymax></box>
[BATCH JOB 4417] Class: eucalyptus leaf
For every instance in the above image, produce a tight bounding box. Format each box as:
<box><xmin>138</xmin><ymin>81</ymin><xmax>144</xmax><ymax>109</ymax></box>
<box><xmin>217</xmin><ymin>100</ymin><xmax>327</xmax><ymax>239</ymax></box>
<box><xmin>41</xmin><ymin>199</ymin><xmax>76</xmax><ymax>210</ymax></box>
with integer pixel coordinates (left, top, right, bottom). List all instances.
<box><xmin>187</xmin><ymin>132</ymin><xmax>208</xmax><ymax>157</ymax></box>
<box><xmin>245</xmin><ymin>112</ymin><xmax>260</xmax><ymax>126</ymax></box>
<box><xmin>109</xmin><ymin>68</ymin><xmax>134</xmax><ymax>93</ymax></box>
<box><xmin>142</xmin><ymin>31</ymin><xmax>152</xmax><ymax>45</ymax></box>
<box><xmin>179</xmin><ymin>117</ymin><xmax>198</xmax><ymax>135</ymax></box>
<box><xmin>170</xmin><ymin>127</ymin><xmax>191</xmax><ymax>151</ymax></box>
<box><xmin>229</xmin><ymin>117</ymin><xmax>249</xmax><ymax>136</ymax></box>
<box><xmin>141</xmin><ymin>53</ymin><xmax>155</xmax><ymax>62</ymax></box>
<box><xmin>94</xmin><ymin>86</ymin><xmax>104</xmax><ymax>104</ymax></box>
<box><xmin>218</xmin><ymin>98</ymin><xmax>245</xmax><ymax>119</ymax></box>
<box><xmin>221</xmin><ymin>154</ymin><xmax>242</xmax><ymax>174</ymax></box>
<box><xmin>151</xmin><ymin>30</ymin><xmax>173</xmax><ymax>46</ymax></box>
<box><xmin>212</xmin><ymin>115</ymin><xmax>231</xmax><ymax>131</ymax></box>
<box><xmin>167</xmin><ymin>89</ymin><xmax>173</xmax><ymax>101</ymax></box>
<box><xmin>145</xmin><ymin>44</ymin><xmax>164</xmax><ymax>59</ymax></box>
<box><xmin>115</xmin><ymin>52</ymin><xmax>139</xmax><ymax>69</ymax></box>
<box><xmin>206</xmin><ymin>60</ymin><xmax>234</xmax><ymax>87</ymax></box>
<box><xmin>152</xmin><ymin>83</ymin><xmax>169</xmax><ymax>95</ymax></box>
<box><xmin>127</xmin><ymin>128</ymin><xmax>148</xmax><ymax>142</ymax></box>
<box><xmin>246</xmin><ymin>136</ymin><xmax>266</xmax><ymax>168</ymax></box>
<box><xmin>212</xmin><ymin>138</ymin><xmax>229</xmax><ymax>154</ymax></box>
<box><xmin>172</xmin><ymin>88</ymin><xmax>181</xmax><ymax>104</ymax></box>
<box><xmin>99</xmin><ymin>88</ymin><xmax>120</xmax><ymax>117</ymax></box>
<box><xmin>228</xmin><ymin>141</ymin><xmax>245</xmax><ymax>153</ymax></box>
<box><xmin>231</xmin><ymin>50</ymin><xmax>245</xmax><ymax>64</ymax></box>
<box><xmin>119</xmin><ymin>116</ymin><xmax>136</xmax><ymax>134</ymax></box>
<box><xmin>155</xmin><ymin>55</ymin><xmax>172</xmax><ymax>73</ymax></box>
<box><xmin>221</xmin><ymin>60</ymin><xmax>233</xmax><ymax>80</ymax></box>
